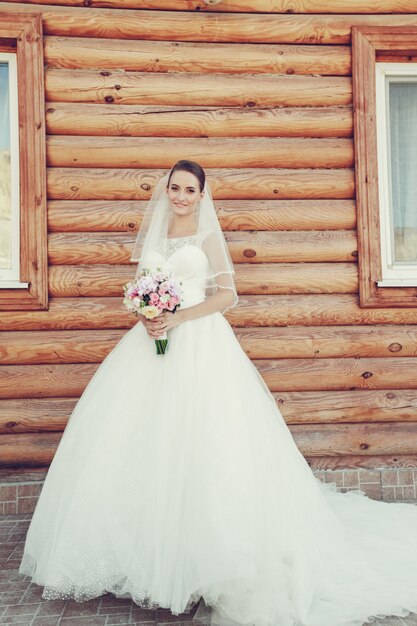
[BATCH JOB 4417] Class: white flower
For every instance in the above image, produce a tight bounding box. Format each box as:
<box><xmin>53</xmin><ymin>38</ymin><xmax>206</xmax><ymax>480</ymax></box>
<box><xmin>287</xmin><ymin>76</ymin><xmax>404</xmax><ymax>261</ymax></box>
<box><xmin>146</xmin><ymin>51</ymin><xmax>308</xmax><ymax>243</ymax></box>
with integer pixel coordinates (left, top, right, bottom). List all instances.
<box><xmin>142</xmin><ymin>305</ymin><xmax>160</xmax><ymax>319</ymax></box>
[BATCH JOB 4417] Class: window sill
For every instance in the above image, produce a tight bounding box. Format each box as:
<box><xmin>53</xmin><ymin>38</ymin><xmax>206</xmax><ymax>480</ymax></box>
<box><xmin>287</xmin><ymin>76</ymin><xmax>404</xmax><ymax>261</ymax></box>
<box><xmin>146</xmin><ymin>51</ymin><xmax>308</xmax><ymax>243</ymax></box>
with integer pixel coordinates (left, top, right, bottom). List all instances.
<box><xmin>0</xmin><ymin>281</ymin><xmax>30</xmax><ymax>288</ymax></box>
<box><xmin>377</xmin><ymin>279</ymin><xmax>417</xmax><ymax>287</ymax></box>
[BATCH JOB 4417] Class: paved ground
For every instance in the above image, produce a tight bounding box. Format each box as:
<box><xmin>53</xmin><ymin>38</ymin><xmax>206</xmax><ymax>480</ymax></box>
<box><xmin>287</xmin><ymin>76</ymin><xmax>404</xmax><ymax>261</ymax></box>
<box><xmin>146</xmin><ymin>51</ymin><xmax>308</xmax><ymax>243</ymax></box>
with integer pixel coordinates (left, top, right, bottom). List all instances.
<box><xmin>1</xmin><ymin>514</ymin><xmax>417</xmax><ymax>626</ymax></box>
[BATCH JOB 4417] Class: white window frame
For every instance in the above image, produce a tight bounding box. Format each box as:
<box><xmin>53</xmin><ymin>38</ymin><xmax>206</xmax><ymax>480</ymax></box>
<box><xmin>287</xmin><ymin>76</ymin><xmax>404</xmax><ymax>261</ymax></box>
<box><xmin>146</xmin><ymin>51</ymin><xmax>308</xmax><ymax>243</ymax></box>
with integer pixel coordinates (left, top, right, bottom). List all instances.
<box><xmin>375</xmin><ymin>62</ymin><xmax>417</xmax><ymax>287</ymax></box>
<box><xmin>0</xmin><ymin>51</ymin><xmax>27</xmax><ymax>287</ymax></box>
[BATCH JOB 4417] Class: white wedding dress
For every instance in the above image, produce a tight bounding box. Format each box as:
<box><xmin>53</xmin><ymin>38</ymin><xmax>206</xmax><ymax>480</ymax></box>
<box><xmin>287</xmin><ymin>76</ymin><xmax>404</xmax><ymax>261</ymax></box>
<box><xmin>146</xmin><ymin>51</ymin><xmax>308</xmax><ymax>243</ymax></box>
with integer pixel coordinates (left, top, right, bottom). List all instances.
<box><xmin>19</xmin><ymin>236</ymin><xmax>417</xmax><ymax>626</ymax></box>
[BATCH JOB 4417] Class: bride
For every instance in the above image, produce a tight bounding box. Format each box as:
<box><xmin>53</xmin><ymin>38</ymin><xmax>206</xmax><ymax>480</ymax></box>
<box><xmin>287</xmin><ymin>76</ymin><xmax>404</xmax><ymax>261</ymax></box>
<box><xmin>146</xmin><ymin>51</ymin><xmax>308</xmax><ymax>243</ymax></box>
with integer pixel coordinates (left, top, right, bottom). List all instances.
<box><xmin>19</xmin><ymin>159</ymin><xmax>417</xmax><ymax>626</ymax></box>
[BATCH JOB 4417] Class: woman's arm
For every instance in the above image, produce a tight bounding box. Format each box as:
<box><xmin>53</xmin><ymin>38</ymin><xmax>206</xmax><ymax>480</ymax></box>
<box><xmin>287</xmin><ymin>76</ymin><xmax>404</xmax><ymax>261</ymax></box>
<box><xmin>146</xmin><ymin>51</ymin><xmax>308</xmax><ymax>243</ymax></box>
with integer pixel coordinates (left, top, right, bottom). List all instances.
<box><xmin>146</xmin><ymin>233</ymin><xmax>237</xmax><ymax>336</ymax></box>
<box><xmin>180</xmin><ymin>286</ymin><xmax>236</xmax><ymax>323</ymax></box>
<box><xmin>145</xmin><ymin>279</ymin><xmax>236</xmax><ymax>337</ymax></box>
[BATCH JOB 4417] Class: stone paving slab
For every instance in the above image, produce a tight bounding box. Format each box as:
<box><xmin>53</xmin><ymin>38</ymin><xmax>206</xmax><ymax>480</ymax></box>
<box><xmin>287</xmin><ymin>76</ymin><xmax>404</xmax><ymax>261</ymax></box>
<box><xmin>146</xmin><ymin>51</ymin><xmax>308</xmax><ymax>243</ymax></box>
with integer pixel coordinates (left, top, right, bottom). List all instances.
<box><xmin>1</xmin><ymin>514</ymin><xmax>416</xmax><ymax>626</ymax></box>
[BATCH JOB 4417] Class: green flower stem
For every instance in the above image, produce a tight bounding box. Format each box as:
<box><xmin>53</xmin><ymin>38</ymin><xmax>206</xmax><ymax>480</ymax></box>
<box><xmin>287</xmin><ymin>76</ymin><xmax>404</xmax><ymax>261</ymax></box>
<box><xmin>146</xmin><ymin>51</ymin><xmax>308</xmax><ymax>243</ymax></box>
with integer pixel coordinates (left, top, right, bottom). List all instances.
<box><xmin>155</xmin><ymin>339</ymin><xmax>168</xmax><ymax>355</ymax></box>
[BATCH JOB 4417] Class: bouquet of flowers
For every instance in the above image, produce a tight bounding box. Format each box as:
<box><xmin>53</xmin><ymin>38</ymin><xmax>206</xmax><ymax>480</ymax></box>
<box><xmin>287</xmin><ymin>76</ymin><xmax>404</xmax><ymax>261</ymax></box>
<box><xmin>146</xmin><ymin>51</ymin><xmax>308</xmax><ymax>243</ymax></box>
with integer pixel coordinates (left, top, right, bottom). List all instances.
<box><xmin>123</xmin><ymin>267</ymin><xmax>183</xmax><ymax>355</ymax></box>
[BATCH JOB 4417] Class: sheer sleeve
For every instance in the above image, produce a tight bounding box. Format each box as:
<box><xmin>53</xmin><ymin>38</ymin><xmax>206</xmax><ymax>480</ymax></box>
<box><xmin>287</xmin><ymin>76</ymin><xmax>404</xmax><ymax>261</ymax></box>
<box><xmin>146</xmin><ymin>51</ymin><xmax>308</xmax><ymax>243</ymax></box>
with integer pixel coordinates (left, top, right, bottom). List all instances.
<box><xmin>202</xmin><ymin>232</ymin><xmax>238</xmax><ymax>314</ymax></box>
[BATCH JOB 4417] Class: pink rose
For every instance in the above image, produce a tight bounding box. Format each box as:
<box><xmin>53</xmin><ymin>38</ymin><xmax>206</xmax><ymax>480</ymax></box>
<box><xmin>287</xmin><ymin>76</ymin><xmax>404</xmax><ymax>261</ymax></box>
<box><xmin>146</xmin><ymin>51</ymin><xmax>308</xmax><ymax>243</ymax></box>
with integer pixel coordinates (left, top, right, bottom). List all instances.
<box><xmin>167</xmin><ymin>298</ymin><xmax>177</xmax><ymax>311</ymax></box>
<box><xmin>149</xmin><ymin>292</ymin><xmax>160</xmax><ymax>305</ymax></box>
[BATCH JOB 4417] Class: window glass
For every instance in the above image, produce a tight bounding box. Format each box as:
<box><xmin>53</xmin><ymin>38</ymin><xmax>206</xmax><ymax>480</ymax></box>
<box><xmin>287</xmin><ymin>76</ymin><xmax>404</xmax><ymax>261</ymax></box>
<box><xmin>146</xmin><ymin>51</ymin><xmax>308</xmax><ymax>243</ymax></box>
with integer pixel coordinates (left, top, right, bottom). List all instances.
<box><xmin>389</xmin><ymin>80</ymin><xmax>417</xmax><ymax>265</ymax></box>
<box><xmin>0</xmin><ymin>61</ymin><xmax>11</xmax><ymax>271</ymax></box>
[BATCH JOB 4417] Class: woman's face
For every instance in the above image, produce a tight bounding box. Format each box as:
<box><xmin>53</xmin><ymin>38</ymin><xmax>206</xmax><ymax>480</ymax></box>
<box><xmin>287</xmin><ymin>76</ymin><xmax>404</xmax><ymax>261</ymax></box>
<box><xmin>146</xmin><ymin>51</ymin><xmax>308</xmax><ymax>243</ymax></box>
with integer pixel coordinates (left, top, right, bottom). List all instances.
<box><xmin>166</xmin><ymin>170</ymin><xmax>204</xmax><ymax>218</ymax></box>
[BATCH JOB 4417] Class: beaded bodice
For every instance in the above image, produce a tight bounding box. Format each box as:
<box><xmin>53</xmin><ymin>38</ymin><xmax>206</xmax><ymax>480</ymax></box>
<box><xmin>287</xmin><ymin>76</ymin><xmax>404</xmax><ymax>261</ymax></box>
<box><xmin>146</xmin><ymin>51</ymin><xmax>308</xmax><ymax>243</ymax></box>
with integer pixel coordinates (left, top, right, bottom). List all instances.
<box><xmin>144</xmin><ymin>234</ymin><xmax>210</xmax><ymax>310</ymax></box>
<box><xmin>163</xmin><ymin>235</ymin><xmax>199</xmax><ymax>258</ymax></box>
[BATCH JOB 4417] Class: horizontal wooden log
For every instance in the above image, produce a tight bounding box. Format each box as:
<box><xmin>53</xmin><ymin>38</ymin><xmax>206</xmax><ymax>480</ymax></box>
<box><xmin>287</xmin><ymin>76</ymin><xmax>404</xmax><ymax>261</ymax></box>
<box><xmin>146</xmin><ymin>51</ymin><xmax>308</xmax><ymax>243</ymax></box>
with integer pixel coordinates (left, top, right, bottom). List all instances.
<box><xmin>45</xmin><ymin>69</ymin><xmax>352</xmax><ymax>107</ymax></box>
<box><xmin>0</xmin><ymin>433</ymin><xmax>62</xmax><ymax>466</ymax></box>
<box><xmin>257</xmin><ymin>357</ymin><xmax>417</xmax><ymax>391</ymax></box>
<box><xmin>0</xmin><ymin>329</ymin><xmax>124</xmax><ymax>364</ymax></box>
<box><xmin>46</xmin><ymin>104</ymin><xmax>353</xmax><ymax>138</ymax></box>
<box><xmin>47</xmin><ymin>265</ymin><xmax>128</xmax><ymax>297</ymax></box>
<box><xmin>0</xmin><ymin>364</ymin><xmax>98</xmax><ymax>398</ymax></box>
<box><xmin>216</xmin><ymin>200</ymin><xmax>357</xmax><ymax>231</ymax></box>
<box><xmin>47</xmin><ymin>231</ymin><xmax>357</xmax><ymax>264</ymax></box>
<box><xmin>2</xmin><ymin>325</ymin><xmax>417</xmax><ymax>365</ymax></box>
<box><xmin>0</xmin><ymin>467</ymin><xmax>48</xmax><ymax>481</ymax></box>
<box><xmin>44</xmin><ymin>36</ymin><xmax>351</xmax><ymax>75</ymax></box>
<box><xmin>236</xmin><ymin>325</ymin><xmax>417</xmax><ymax>359</ymax></box>
<box><xmin>2</xmin><ymin>295</ymin><xmax>417</xmax><ymax>332</ymax></box>
<box><xmin>229</xmin><ymin>295</ymin><xmax>417</xmax><ymax>326</ymax></box>
<box><xmin>44</xmin><ymin>37</ymin><xmax>351</xmax><ymax>76</ymax></box>
<box><xmin>4</xmin><ymin>0</ymin><xmax>417</xmax><ymax>15</ymax></box>
<box><xmin>129</xmin><ymin>0</ymin><xmax>417</xmax><ymax>13</ymax></box>
<box><xmin>47</xmin><ymin>136</ymin><xmax>354</xmax><ymax>169</ymax></box>
<box><xmin>0</xmin><ymin>297</ymin><xmax>136</xmax><ymax>331</ymax></box>
<box><xmin>47</xmin><ymin>168</ymin><xmax>355</xmax><ymax>200</ymax></box>
<box><xmin>48</xmin><ymin>200</ymin><xmax>143</xmax><ymax>232</ymax></box>
<box><xmin>47</xmin><ymin>233</ymin><xmax>132</xmax><ymax>265</ymax></box>
<box><xmin>48</xmin><ymin>263</ymin><xmax>358</xmax><ymax>297</ymax></box>
<box><xmin>292</xmin><ymin>422</ymin><xmax>417</xmax><ymax>456</ymax></box>
<box><xmin>2</xmin><ymin>424</ymin><xmax>417</xmax><ymax>467</ymax></box>
<box><xmin>47</xmin><ymin>200</ymin><xmax>357</xmax><ymax>232</ymax></box>
<box><xmin>1</xmin><ymin>4</ymin><xmax>417</xmax><ymax>45</ymax></box>
<box><xmin>307</xmin><ymin>455</ymin><xmax>417</xmax><ymax>471</ymax></box>
<box><xmin>218</xmin><ymin>229</ymin><xmax>357</xmax><ymax>263</ymax></box>
<box><xmin>1</xmin><ymin>426</ymin><xmax>417</xmax><ymax>466</ymax></box>
<box><xmin>2</xmin><ymin>389</ymin><xmax>417</xmax><ymax>436</ymax></box>
<box><xmin>13</xmin><ymin>451</ymin><xmax>417</xmax><ymax>471</ymax></box>
<box><xmin>2</xmin><ymin>358</ymin><xmax>417</xmax><ymax>399</ymax></box>
<box><xmin>275</xmin><ymin>389</ymin><xmax>417</xmax><ymax>424</ymax></box>
<box><xmin>0</xmin><ymin>398</ymin><xmax>75</xmax><ymax>433</ymax></box>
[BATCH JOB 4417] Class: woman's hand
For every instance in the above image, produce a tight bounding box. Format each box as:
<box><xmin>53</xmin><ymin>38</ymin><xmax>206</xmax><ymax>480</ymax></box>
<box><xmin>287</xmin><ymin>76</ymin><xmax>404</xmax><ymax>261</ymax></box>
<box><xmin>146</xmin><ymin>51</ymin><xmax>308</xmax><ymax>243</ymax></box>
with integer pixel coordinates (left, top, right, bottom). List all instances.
<box><xmin>141</xmin><ymin>310</ymin><xmax>183</xmax><ymax>339</ymax></box>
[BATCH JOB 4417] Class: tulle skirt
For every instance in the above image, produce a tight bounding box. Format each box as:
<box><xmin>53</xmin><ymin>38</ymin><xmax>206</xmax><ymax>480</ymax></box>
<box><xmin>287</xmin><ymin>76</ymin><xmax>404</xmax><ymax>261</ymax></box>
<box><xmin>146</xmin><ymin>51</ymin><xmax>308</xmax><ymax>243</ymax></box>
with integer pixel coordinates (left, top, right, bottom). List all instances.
<box><xmin>19</xmin><ymin>312</ymin><xmax>417</xmax><ymax>626</ymax></box>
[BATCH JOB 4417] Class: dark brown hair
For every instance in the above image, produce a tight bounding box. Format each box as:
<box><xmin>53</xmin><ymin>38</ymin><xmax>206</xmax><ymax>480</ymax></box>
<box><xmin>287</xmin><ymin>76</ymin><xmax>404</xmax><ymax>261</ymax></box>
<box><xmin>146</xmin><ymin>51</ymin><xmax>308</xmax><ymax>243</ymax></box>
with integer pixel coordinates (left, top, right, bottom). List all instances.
<box><xmin>167</xmin><ymin>159</ymin><xmax>205</xmax><ymax>193</ymax></box>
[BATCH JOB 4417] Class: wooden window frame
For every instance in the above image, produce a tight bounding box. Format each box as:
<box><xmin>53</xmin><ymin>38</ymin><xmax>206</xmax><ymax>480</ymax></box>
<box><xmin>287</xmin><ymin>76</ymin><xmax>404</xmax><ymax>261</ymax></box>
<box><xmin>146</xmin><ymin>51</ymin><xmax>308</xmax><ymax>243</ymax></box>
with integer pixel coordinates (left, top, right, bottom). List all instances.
<box><xmin>374</xmin><ymin>62</ymin><xmax>417</xmax><ymax>288</ymax></box>
<box><xmin>352</xmin><ymin>26</ymin><xmax>417</xmax><ymax>308</ymax></box>
<box><xmin>0</xmin><ymin>12</ymin><xmax>47</xmax><ymax>310</ymax></box>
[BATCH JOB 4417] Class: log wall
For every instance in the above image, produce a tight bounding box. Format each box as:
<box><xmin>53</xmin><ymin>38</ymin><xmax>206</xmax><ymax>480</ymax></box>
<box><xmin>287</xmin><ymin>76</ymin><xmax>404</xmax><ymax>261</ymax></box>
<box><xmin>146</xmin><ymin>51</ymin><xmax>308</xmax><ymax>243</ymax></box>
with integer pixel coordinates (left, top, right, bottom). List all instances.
<box><xmin>1</xmin><ymin>0</ymin><xmax>417</xmax><ymax>469</ymax></box>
